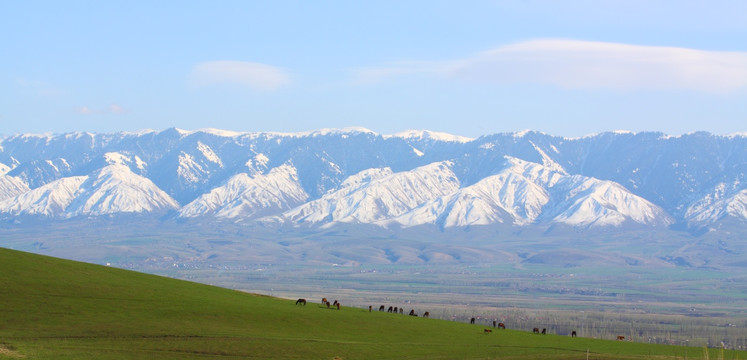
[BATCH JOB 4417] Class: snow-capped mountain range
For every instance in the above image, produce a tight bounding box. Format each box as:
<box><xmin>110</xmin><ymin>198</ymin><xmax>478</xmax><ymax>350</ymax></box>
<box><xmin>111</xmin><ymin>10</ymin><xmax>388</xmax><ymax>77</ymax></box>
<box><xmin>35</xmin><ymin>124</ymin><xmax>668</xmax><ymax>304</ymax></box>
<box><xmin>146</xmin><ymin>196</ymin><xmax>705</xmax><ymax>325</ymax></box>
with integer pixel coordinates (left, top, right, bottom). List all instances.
<box><xmin>0</xmin><ymin>128</ymin><xmax>744</xmax><ymax>233</ymax></box>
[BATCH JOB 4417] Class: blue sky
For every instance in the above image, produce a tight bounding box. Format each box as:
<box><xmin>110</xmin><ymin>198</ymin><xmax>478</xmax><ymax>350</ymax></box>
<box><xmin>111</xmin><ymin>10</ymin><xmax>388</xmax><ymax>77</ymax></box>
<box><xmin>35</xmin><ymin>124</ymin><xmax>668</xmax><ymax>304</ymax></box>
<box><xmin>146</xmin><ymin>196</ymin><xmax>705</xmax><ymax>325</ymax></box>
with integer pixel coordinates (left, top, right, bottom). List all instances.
<box><xmin>2</xmin><ymin>1</ymin><xmax>746</xmax><ymax>138</ymax></box>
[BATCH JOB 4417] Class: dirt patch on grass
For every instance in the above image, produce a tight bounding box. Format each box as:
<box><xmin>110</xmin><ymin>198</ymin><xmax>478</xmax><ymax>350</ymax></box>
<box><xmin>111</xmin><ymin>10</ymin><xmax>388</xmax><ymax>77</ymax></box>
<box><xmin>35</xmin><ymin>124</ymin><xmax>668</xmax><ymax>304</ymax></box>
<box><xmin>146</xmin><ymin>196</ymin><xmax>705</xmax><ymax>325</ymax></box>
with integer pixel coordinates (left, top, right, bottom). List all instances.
<box><xmin>0</xmin><ymin>344</ymin><xmax>25</xmax><ymax>358</ymax></box>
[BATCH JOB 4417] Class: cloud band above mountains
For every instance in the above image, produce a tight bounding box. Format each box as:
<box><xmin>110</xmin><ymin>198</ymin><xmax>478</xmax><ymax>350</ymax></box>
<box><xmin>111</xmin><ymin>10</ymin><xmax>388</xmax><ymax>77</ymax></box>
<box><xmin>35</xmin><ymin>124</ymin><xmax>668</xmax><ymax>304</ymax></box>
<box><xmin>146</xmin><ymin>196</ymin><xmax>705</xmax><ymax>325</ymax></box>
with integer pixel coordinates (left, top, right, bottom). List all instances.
<box><xmin>190</xmin><ymin>60</ymin><xmax>291</xmax><ymax>91</ymax></box>
<box><xmin>355</xmin><ymin>39</ymin><xmax>747</xmax><ymax>93</ymax></box>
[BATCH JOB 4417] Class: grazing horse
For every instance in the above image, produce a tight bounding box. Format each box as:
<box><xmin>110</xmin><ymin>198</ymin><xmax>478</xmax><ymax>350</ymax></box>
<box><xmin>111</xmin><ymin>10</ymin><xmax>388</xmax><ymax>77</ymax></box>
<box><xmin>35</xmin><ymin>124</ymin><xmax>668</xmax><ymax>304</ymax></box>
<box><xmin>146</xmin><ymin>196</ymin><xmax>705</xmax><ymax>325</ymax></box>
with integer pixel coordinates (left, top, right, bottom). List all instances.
<box><xmin>388</xmin><ymin>306</ymin><xmax>393</xmax><ymax>313</ymax></box>
<box><xmin>409</xmin><ymin>309</ymin><xmax>417</xmax><ymax>316</ymax></box>
<box><xmin>541</xmin><ymin>328</ymin><xmax>546</xmax><ymax>335</ymax></box>
<box><xmin>423</xmin><ymin>311</ymin><xmax>429</xmax><ymax>318</ymax></box>
<box><xmin>484</xmin><ymin>329</ymin><xmax>492</xmax><ymax>334</ymax></box>
<box><xmin>399</xmin><ymin>308</ymin><xmax>403</xmax><ymax>314</ymax></box>
<box><xmin>336</xmin><ymin>302</ymin><xmax>340</xmax><ymax>310</ymax></box>
<box><xmin>369</xmin><ymin>305</ymin><xmax>372</xmax><ymax>312</ymax></box>
<box><xmin>333</xmin><ymin>300</ymin><xmax>339</xmax><ymax>307</ymax></box>
<box><xmin>326</xmin><ymin>301</ymin><xmax>331</xmax><ymax>309</ymax></box>
<box><xmin>393</xmin><ymin>306</ymin><xmax>398</xmax><ymax>313</ymax></box>
<box><xmin>295</xmin><ymin>298</ymin><xmax>306</xmax><ymax>306</ymax></box>
<box><xmin>571</xmin><ymin>331</ymin><xmax>577</xmax><ymax>337</ymax></box>
<box><xmin>498</xmin><ymin>323</ymin><xmax>506</xmax><ymax>329</ymax></box>
<box><xmin>321</xmin><ymin>297</ymin><xmax>328</xmax><ymax>305</ymax></box>
<box><xmin>617</xmin><ymin>335</ymin><xmax>625</xmax><ymax>341</ymax></box>
<box><xmin>379</xmin><ymin>305</ymin><xmax>385</xmax><ymax>312</ymax></box>
<box><xmin>470</xmin><ymin>317</ymin><xmax>476</xmax><ymax>324</ymax></box>
<box><xmin>533</xmin><ymin>328</ymin><xmax>540</xmax><ymax>334</ymax></box>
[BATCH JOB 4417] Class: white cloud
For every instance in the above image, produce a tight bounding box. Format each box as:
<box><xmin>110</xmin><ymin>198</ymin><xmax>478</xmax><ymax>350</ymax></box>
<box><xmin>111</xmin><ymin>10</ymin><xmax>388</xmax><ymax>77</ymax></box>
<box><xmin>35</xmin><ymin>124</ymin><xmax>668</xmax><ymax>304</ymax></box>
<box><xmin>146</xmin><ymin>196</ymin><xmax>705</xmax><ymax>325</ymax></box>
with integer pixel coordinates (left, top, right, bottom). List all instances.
<box><xmin>109</xmin><ymin>104</ymin><xmax>125</xmax><ymax>114</ymax></box>
<box><xmin>77</xmin><ymin>104</ymin><xmax>126</xmax><ymax>115</ymax></box>
<box><xmin>355</xmin><ymin>39</ymin><xmax>747</xmax><ymax>93</ymax></box>
<box><xmin>78</xmin><ymin>106</ymin><xmax>95</xmax><ymax>114</ymax></box>
<box><xmin>190</xmin><ymin>60</ymin><xmax>291</xmax><ymax>91</ymax></box>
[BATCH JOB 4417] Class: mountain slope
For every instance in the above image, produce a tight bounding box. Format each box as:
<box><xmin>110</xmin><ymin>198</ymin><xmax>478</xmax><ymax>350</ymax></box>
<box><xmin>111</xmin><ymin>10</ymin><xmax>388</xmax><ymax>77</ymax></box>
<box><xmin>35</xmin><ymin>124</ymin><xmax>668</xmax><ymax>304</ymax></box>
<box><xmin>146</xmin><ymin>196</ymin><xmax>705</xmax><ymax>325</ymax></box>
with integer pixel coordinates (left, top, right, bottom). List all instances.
<box><xmin>0</xmin><ymin>164</ymin><xmax>178</xmax><ymax>217</ymax></box>
<box><xmin>283</xmin><ymin>161</ymin><xmax>460</xmax><ymax>226</ymax></box>
<box><xmin>178</xmin><ymin>164</ymin><xmax>308</xmax><ymax>219</ymax></box>
<box><xmin>386</xmin><ymin>157</ymin><xmax>671</xmax><ymax>229</ymax></box>
<box><xmin>0</xmin><ymin>174</ymin><xmax>29</xmax><ymax>201</ymax></box>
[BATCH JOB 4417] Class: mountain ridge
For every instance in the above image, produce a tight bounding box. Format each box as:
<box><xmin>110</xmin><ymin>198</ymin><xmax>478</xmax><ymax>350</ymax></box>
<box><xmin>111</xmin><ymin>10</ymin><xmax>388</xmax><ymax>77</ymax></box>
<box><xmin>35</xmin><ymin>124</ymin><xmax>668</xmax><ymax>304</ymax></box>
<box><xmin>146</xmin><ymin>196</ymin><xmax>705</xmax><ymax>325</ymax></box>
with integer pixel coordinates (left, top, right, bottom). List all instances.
<box><xmin>0</xmin><ymin>128</ymin><xmax>744</xmax><ymax>234</ymax></box>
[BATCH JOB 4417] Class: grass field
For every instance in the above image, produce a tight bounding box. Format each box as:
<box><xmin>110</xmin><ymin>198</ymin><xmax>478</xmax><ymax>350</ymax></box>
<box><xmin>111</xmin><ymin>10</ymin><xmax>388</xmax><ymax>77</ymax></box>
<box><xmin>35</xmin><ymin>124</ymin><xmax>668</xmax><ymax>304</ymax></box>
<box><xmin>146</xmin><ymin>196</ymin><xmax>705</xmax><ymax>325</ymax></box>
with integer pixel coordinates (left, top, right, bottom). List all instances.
<box><xmin>0</xmin><ymin>248</ymin><xmax>744</xmax><ymax>359</ymax></box>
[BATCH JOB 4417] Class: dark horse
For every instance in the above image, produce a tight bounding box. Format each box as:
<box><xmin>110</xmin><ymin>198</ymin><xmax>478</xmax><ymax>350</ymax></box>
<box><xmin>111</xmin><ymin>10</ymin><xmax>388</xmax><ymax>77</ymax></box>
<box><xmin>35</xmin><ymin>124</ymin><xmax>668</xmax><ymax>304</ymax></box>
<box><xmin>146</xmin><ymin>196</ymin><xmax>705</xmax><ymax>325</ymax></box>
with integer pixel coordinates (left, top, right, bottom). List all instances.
<box><xmin>533</xmin><ymin>328</ymin><xmax>540</xmax><ymax>334</ymax></box>
<box><xmin>423</xmin><ymin>311</ymin><xmax>430</xmax><ymax>318</ymax></box>
<box><xmin>470</xmin><ymin>317</ymin><xmax>476</xmax><ymax>324</ymax></box>
<box><xmin>379</xmin><ymin>305</ymin><xmax>385</xmax><ymax>312</ymax></box>
<box><xmin>541</xmin><ymin>328</ymin><xmax>546</xmax><ymax>335</ymax></box>
<box><xmin>388</xmin><ymin>306</ymin><xmax>393</xmax><ymax>313</ymax></box>
<box><xmin>571</xmin><ymin>330</ymin><xmax>577</xmax><ymax>337</ymax></box>
<box><xmin>295</xmin><ymin>298</ymin><xmax>306</xmax><ymax>306</ymax></box>
<box><xmin>409</xmin><ymin>309</ymin><xmax>417</xmax><ymax>316</ymax></box>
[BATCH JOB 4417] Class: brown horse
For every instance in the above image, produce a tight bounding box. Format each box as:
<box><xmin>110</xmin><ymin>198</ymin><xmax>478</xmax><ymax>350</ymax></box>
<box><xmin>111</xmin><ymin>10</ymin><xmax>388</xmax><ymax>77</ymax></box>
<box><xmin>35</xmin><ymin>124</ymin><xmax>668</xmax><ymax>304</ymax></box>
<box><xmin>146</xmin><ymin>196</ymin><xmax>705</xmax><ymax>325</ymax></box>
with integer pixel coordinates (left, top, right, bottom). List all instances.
<box><xmin>333</xmin><ymin>300</ymin><xmax>339</xmax><ymax>307</ymax></box>
<box><xmin>326</xmin><ymin>301</ymin><xmax>331</xmax><ymax>309</ymax></box>
<box><xmin>393</xmin><ymin>306</ymin><xmax>398</xmax><ymax>313</ymax></box>
<box><xmin>617</xmin><ymin>335</ymin><xmax>625</xmax><ymax>341</ymax></box>
<box><xmin>388</xmin><ymin>306</ymin><xmax>393</xmax><ymax>313</ymax></box>
<box><xmin>321</xmin><ymin>297</ymin><xmax>328</xmax><ymax>305</ymax></box>
<box><xmin>379</xmin><ymin>305</ymin><xmax>385</xmax><ymax>312</ymax></box>
<box><xmin>336</xmin><ymin>302</ymin><xmax>340</xmax><ymax>310</ymax></box>
<box><xmin>399</xmin><ymin>308</ymin><xmax>403</xmax><ymax>314</ymax></box>
<box><xmin>295</xmin><ymin>298</ymin><xmax>306</xmax><ymax>306</ymax></box>
<box><xmin>498</xmin><ymin>323</ymin><xmax>506</xmax><ymax>329</ymax></box>
<box><xmin>571</xmin><ymin>330</ymin><xmax>577</xmax><ymax>337</ymax></box>
<box><xmin>533</xmin><ymin>328</ymin><xmax>540</xmax><ymax>334</ymax></box>
<box><xmin>409</xmin><ymin>309</ymin><xmax>417</xmax><ymax>316</ymax></box>
<box><xmin>369</xmin><ymin>305</ymin><xmax>372</xmax><ymax>312</ymax></box>
<box><xmin>423</xmin><ymin>311</ymin><xmax>430</xmax><ymax>318</ymax></box>
<box><xmin>484</xmin><ymin>328</ymin><xmax>492</xmax><ymax>334</ymax></box>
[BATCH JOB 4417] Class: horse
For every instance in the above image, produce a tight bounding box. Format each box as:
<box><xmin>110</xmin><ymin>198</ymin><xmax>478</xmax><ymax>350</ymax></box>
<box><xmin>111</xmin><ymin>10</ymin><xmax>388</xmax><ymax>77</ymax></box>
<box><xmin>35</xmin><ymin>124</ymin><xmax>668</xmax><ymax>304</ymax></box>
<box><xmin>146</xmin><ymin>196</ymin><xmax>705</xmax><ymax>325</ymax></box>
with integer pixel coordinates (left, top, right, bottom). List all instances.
<box><xmin>295</xmin><ymin>298</ymin><xmax>306</xmax><ymax>306</ymax></box>
<box><xmin>388</xmin><ymin>306</ymin><xmax>393</xmax><ymax>313</ymax></box>
<box><xmin>369</xmin><ymin>305</ymin><xmax>372</xmax><ymax>312</ymax></box>
<box><xmin>393</xmin><ymin>306</ymin><xmax>398</xmax><ymax>313</ymax></box>
<box><xmin>422</xmin><ymin>311</ymin><xmax>429</xmax><ymax>318</ymax></box>
<box><xmin>399</xmin><ymin>308</ymin><xmax>403</xmax><ymax>314</ymax></box>
<box><xmin>541</xmin><ymin>328</ymin><xmax>546</xmax><ymax>335</ymax></box>
<box><xmin>571</xmin><ymin>331</ymin><xmax>577</xmax><ymax>337</ymax></box>
<box><xmin>409</xmin><ymin>309</ymin><xmax>417</xmax><ymax>316</ymax></box>
<box><xmin>498</xmin><ymin>323</ymin><xmax>506</xmax><ymax>329</ymax></box>
<box><xmin>470</xmin><ymin>317</ymin><xmax>476</xmax><ymax>324</ymax></box>
<box><xmin>484</xmin><ymin>328</ymin><xmax>492</xmax><ymax>334</ymax></box>
<box><xmin>617</xmin><ymin>335</ymin><xmax>625</xmax><ymax>341</ymax></box>
<box><xmin>533</xmin><ymin>328</ymin><xmax>540</xmax><ymax>334</ymax></box>
<box><xmin>326</xmin><ymin>301</ymin><xmax>331</xmax><ymax>309</ymax></box>
<box><xmin>321</xmin><ymin>297</ymin><xmax>328</xmax><ymax>305</ymax></box>
<box><xmin>379</xmin><ymin>305</ymin><xmax>385</xmax><ymax>312</ymax></box>
<box><xmin>333</xmin><ymin>300</ymin><xmax>339</xmax><ymax>307</ymax></box>
<box><xmin>336</xmin><ymin>302</ymin><xmax>340</xmax><ymax>310</ymax></box>
<box><xmin>493</xmin><ymin>320</ymin><xmax>496</xmax><ymax>328</ymax></box>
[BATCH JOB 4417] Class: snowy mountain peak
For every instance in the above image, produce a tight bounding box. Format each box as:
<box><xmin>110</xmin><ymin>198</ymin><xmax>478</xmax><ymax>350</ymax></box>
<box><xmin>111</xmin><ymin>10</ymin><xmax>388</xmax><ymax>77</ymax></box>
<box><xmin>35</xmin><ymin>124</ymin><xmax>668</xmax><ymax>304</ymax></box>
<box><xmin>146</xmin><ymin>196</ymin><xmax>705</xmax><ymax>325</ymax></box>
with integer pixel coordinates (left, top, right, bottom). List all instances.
<box><xmin>284</xmin><ymin>161</ymin><xmax>460</xmax><ymax>226</ymax></box>
<box><xmin>65</xmin><ymin>164</ymin><xmax>179</xmax><ymax>216</ymax></box>
<box><xmin>386</xmin><ymin>130</ymin><xmax>474</xmax><ymax>143</ymax></box>
<box><xmin>178</xmin><ymin>164</ymin><xmax>308</xmax><ymax>219</ymax></box>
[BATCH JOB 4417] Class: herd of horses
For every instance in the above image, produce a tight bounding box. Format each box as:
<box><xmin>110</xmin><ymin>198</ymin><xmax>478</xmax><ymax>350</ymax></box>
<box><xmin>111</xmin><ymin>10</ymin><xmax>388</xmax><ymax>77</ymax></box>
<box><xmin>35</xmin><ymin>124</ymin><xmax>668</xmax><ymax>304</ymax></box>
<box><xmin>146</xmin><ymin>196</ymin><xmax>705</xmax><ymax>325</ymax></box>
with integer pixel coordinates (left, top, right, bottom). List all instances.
<box><xmin>294</xmin><ymin>297</ymin><xmax>628</xmax><ymax>341</ymax></box>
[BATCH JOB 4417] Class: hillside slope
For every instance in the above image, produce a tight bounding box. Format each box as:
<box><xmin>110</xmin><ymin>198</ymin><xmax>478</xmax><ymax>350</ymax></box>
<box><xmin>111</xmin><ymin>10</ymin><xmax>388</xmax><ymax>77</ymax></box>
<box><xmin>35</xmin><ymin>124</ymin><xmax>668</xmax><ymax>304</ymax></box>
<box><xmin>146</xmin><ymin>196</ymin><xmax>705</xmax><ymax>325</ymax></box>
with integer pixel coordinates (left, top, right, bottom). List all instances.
<box><xmin>0</xmin><ymin>248</ymin><xmax>723</xmax><ymax>360</ymax></box>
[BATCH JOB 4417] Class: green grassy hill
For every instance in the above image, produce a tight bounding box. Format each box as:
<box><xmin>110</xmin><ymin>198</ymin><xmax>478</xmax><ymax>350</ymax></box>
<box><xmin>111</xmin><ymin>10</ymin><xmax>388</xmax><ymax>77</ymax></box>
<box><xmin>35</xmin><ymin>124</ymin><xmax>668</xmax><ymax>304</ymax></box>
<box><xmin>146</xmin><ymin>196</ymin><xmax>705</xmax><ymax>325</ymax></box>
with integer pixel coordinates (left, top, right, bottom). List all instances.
<box><xmin>0</xmin><ymin>248</ymin><xmax>739</xmax><ymax>359</ymax></box>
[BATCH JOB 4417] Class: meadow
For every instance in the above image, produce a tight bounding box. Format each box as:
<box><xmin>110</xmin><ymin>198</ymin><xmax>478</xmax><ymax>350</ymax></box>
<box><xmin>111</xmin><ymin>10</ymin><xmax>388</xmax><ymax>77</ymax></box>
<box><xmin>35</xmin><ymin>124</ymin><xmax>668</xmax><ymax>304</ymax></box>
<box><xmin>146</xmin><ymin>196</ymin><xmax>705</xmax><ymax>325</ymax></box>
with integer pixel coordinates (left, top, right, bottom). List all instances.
<box><xmin>1</xmin><ymin>248</ymin><xmax>745</xmax><ymax>359</ymax></box>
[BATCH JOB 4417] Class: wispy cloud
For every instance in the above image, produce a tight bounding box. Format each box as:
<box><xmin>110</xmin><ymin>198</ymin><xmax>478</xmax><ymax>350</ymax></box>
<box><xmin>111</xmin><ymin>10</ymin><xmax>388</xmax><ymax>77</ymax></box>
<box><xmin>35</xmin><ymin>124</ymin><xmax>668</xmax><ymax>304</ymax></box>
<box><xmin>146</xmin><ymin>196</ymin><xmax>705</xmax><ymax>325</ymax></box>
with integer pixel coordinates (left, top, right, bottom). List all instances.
<box><xmin>189</xmin><ymin>60</ymin><xmax>291</xmax><ymax>91</ymax></box>
<box><xmin>354</xmin><ymin>39</ymin><xmax>747</xmax><ymax>92</ymax></box>
<box><xmin>16</xmin><ymin>78</ymin><xmax>65</xmax><ymax>97</ymax></box>
<box><xmin>77</xmin><ymin>104</ymin><xmax>126</xmax><ymax>115</ymax></box>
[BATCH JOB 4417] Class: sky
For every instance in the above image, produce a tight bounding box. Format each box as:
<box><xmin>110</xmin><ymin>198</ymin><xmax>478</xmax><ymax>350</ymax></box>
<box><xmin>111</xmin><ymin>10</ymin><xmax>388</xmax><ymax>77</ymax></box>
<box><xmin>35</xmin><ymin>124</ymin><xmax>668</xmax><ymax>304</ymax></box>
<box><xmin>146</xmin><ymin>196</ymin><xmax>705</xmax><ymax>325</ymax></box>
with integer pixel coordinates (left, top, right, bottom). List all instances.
<box><xmin>1</xmin><ymin>0</ymin><xmax>746</xmax><ymax>138</ymax></box>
